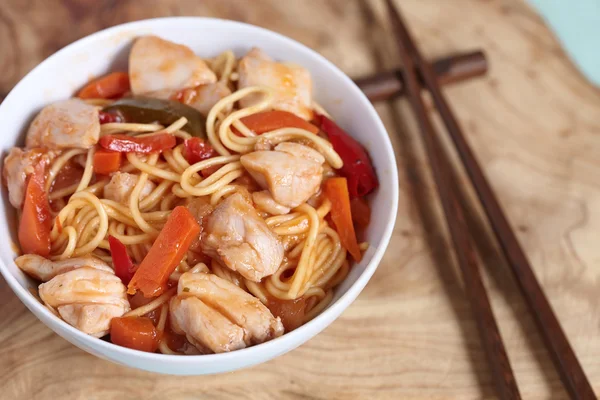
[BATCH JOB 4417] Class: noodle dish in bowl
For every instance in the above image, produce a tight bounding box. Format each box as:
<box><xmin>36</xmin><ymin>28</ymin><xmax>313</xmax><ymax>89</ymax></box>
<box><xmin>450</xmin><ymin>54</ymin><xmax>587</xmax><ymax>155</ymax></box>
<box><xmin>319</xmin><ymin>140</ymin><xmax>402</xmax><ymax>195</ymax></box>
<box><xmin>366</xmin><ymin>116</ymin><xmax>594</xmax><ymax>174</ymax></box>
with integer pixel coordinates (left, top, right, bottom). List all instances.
<box><xmin>0</xmin><ymin>18</ymin><xmax>398</xmax><ymax>374</ymax></box>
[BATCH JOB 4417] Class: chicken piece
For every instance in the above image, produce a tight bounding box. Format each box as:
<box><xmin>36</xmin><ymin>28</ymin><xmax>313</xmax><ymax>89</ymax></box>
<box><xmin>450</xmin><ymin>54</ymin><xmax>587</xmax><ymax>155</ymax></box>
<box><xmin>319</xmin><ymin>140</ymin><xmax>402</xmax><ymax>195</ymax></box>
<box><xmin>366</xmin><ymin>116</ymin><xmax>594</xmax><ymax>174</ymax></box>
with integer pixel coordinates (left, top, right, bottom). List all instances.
<box><xmin>169</xmin><ymin>272</ymin><xmax>283</xmax><ymax>353</ymax></box>
<box><xmin>142</xmin><ymin>81</ymin><xmax>230</xmax><ymax>118</ymax></box>
<box><xmin>39</xmin><ymin>266</ymin><xmax>130</xmax><ymax>337</ymax></box>
<box><xmin>129</xmin><ymin>36</ymin><xmax>216</xmax><ymax>95</ymax></box>
<box><xmin>26</xmin><ymin>99</ymin><xmax>100</xmax><ymax>150</ymax></box>
<box><xmin>186</xmin><ymin>196</ymin><xmax>214</xmax><ymax>229</ymax></box>
<box><xmin>180</xmin><ymin>272</ymin><xmax>284</xmax><ymax>343</ymax></box>
<box><xmin>185</xmin><ymin>196</ymin><xmax>215</xmax><ymax>254</ymax></box>
<box><xmin>187</xmin><ymin>82</ymin><xmax>232</xmax><ymax>116</ymax></box>
<box><xmin>39</xmin><ymin>267</ymin><xmax>129</xmax><ymax>308</ymax></box>
<box><xmin>58</xmin><ymin>303</ymin><xmax>129</xmax><ymax>338</ymax></box>
<box><xmin>201</xmin><ymin>193</ymin><xmax>283</xmax><ymax>282</ymax></box>
<box><xmin>3</xmin><ymin>147</ymin><xmax>58</xmax><ymax>208</ymax></box>
<box><xmin>170</xmin><ymin>295</ymin><xmax>246</xmax><ymax>353</ymax></box>
<box><xmin>238</xmin><ymin>48</ymin><xmax>313</xmax><ymax>120</ymax></box>
<box><xmin>275</xmin><ymin>142</ymin><xmax>325</xmax><ymax>163</ymax></box>
<box><xmin>103</xmin><ymin>172</ymin><xmax>156</xmax><ymax>204</ymax></box>
<box><xmin>252</xmin><ymin>190</ymin><xmax>290</xmax><ymax>215</ymax></box>
<box><xmin>240</xmin><ymin>142</ymin><xmax>324</xmax><ymax>208</ymax></box>
<box><xmin>15</xmin><ymin>254</ymin><xmax>113</xmax><ymax>282</ymax></box>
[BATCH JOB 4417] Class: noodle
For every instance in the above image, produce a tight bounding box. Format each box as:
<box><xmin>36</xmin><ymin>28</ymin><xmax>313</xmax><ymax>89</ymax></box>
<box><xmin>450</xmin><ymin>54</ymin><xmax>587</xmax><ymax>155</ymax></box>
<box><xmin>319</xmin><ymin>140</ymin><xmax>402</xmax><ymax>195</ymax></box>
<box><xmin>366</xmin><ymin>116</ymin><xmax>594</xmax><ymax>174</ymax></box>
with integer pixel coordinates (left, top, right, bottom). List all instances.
<box><xmin>75</xmin><ymin>147</ymin><xmax>95</xmax><ymax>192</ymax></box>
<box><xmin>157</xmin><ymin>303</ymin><xmax>169</xmax><ymax>332</ymax></box>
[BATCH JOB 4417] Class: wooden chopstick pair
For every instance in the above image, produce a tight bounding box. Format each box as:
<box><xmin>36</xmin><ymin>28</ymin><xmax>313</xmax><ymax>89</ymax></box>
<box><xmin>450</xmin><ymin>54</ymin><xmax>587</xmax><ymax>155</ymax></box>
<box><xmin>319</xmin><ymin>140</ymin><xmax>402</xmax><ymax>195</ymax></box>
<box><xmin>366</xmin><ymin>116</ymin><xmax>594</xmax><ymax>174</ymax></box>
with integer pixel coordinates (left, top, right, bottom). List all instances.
<box><xmin>354</xmin><ymin>50</ymin><xmax>488</xmax><ymax>102</ymax></box>
<box><xmin>383</xmin><ymin>1</ymin><xmax>596</xmax><ymax>399</ymax></box>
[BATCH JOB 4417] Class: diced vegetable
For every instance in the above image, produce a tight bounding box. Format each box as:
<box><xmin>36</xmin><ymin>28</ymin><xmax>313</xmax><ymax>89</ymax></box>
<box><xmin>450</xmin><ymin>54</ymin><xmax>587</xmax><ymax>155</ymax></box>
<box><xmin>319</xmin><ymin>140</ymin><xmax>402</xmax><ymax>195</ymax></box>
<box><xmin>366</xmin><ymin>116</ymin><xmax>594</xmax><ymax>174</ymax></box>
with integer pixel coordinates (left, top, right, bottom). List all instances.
<box><xmin>233</xmin><ymin>110</ymin><xmax>319</xmax><ymax>136</ymax></box>
<box><xmin>78</xmin><ymin>72</ymin><xmax>130</xmax><ymax>100</ymax></box>
<box><xmin>316</xmin><ymin>114</ymin><xmax>378</xmax><ymax>198</ymax></box>
<box><xmin>110</xmin><ymin>317</ymin><xmax>159</xmax><ymax>352</ymax></box>
<box><xmin>108</xmin><ymin>236</ymin><xmax>135</xmax><ymax>285</ymax></box>
<box><xmin>128</xmin><ymin>206</ymin><xmax>200</xmax><ymax>297</ymax></box>
<box><xmin>323</xmin><ymin>177</ymin><xmax>362</xmax><ymax>262</ymax></box>
<box><xmin>267</xmin><ymin>297</ymin><xmax>306</xmax><ymax>332</ymax></box>
<box><xmin>183</xmin><ymin>137</ymin><xmax>217</xmax><ymax>165</ymax></box>
<box><xmin>93</xmin><ymin>149</ymin><xmax>122</xmax><ymax>175</ymax></box>
<box><xmin>99</xmin><ymin>133</ymin><xmax>176</xmax><ymax>154</ymax></box>
<box><xmin>99</xmin><ymin>111</ymin><xmax>122</xmax><ymax>124</ymax></box>
<box><xmin>103</xmin><ymin>97</ymin><xmax>206</xmax><ymax>137</ymax></box>
<box><xmin>182</xmin><ymin>137</ymin><xmax>220</xmax><ymax>177</ymax></box>
<box><xmin>19</xmin><ymin>163</ymin><xmax>52</xmax><ymax>256</ymax></box>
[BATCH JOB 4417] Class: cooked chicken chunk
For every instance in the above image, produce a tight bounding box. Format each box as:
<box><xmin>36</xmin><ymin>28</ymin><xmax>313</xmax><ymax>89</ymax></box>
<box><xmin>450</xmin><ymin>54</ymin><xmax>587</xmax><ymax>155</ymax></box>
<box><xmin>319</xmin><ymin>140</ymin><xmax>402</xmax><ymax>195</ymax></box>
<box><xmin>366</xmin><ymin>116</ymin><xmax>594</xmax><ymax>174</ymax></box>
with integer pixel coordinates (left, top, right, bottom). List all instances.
<box><xmin>170</xmin><ymin>295</ymin><xmax>246</xmax><ymax>353</ymax></box>
<box><xmin>104</xmin><ymin>172</ymin><xmax>156</xmax><ymax>204</ymax></box>
<box><xmin>58</xmin><ymin>303</ymin><xmax>129</xmax><ymax>337</ymax></box>
<box><xmin>39</xmin><ymin>266</ymin><xmax>130</xmax><ymax>337</ymax></box>
<box><xmin>201</xmin><ymin>193</ymin><xmax>283</xmax><ymax>282</ymax></box>
<box><xmin>140</xmin><ymin>80</ymin><xmax>230</xmax><ymax>118</ymax></box>
<box><xmin>39</xmin><ymin>267</ymin><xmax>129</xmax><ymax>308</ymax></box>
<box><xmin>182</xmin><ymin>272</ymin><xmax>283</xmax><ymax>342</ymax></box>
<box><xmin>185</xmin><ymin>196</ymin><xmax>214</xmax><ymax>254</ymax></box>
<box><xmin>238</xmin><ymin>48</ymin><xmax>313</xmax><ymax>120</ymax></box>
<box><xmin>170</xmin><ymin>272</ymin><xmax>283</xmax><ymax>353</ymax></box>
<box><xmin>188</xmin><ymin>82</ymin><xmax>232</xmax><ymax>116</ymax></box>
<box><xmin>252</xmin><ymin>190</ymin><xmax>290</xmax><ymax>215</ymax></box>
<box><xmin>129</xmin><ymin>36</ymin><xmax>216</xmax><ymax>95</ymax></box>
<box><xmin>2</xmin><ymin>147</ymin><xmax>58</xmax><ymax>208</ymax></box>
<box><xmin>186</xmin><ymin>195</ymin><xmax>215</xmax><ymax>228</ymax></box>
<box><xmin>240</xmin><ymin>143</ymin><xmax>324</xmax><ymax>208</ymax></box>
<box><xmin>15</xmin><ymin>254</ymin><xmax>113</xmax><ymax>282</ymax></box>
<box><xmin>26</xmin><ymin>99</ymin><xmax>100</xmax><ymax>149</ymax></box>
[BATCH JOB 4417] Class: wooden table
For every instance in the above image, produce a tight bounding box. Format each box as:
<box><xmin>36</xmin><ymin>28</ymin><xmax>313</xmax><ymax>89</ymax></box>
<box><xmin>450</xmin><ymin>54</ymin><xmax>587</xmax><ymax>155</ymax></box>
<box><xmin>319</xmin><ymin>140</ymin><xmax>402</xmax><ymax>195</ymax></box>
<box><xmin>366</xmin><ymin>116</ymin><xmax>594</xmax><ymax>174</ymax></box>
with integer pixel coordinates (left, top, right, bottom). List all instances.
<box><xmin>1</xmin><ymin>1</ymin><xmax>599</xmax><ymax>398</ymax></box>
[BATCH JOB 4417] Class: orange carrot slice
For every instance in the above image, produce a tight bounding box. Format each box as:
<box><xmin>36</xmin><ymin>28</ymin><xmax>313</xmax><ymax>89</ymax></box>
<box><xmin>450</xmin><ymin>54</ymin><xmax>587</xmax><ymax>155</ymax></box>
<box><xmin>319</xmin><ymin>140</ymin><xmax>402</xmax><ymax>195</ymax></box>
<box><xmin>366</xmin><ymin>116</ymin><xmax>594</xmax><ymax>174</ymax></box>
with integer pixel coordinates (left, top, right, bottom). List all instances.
<box><xmin>110</xmin><ymin>317</ymin><xmax>160</xmax><ymax>353</ymax></box>
<box><xmin>93</xmin><ymin>149</ymin><xmax>122</xmax><ymax>175</ymax></box>
<box><xmin>233</xmin><ymin>110</ymin><xmax>319</xmax><ymax>136</ymax></box>
<box><xmin>127</xmin><ymin>206</ymin><xmax>200</xmax><ymax>297</ymax></box>
<box><xmin>323</xmin><ymin>177</ymin><xmax>362</xmax><ymax>262</ymax></box>
<box><xmin>19</xmin><ymin>163</ymin><xmax>52</xmax><ymax>256</ymax></box>
<box><xmin>78</xmin><ymin>72</ymin><xmax>130</xmax><ymax>99</ymax></box>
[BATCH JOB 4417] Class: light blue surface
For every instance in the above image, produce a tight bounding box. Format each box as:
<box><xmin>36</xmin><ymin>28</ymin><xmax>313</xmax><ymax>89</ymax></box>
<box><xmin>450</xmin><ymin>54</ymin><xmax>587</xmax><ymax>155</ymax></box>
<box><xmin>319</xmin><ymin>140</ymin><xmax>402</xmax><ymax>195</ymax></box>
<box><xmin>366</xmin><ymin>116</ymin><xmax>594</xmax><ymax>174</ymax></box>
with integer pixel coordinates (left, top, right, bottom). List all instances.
<box><xmin>528</xmin><ymin>0</ymin><xmax>600</xmax><ymax>86</ymax></box>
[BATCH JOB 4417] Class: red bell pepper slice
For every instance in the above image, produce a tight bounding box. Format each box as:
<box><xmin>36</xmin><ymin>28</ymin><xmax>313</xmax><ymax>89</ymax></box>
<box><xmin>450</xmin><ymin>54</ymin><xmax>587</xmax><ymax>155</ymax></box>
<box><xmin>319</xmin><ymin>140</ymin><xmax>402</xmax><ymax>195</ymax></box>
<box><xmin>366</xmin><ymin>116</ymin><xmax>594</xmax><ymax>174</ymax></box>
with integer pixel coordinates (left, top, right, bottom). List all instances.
<box><xmin>316</xmin><ymin>113</ymin><xmax>378</xmax><ymax>198</ymax></box>
<box><xmin>183</xmin><ymin>137</ymin><xmax>217</xmax><ymax>165</ymax></box>
<box><xmin>108</xmin><ymin>236</ymin><xmax>136</xmax><ymax>285</ymax></box>
<box><xmin>99</xmin><ymin>133</ymin><xmax>176</xmax><ymax>153</ymax></box>
<box><xmin>99</xmin><ymin>111</ymin><xmax>122</xmax><ymax>124</ymax></box>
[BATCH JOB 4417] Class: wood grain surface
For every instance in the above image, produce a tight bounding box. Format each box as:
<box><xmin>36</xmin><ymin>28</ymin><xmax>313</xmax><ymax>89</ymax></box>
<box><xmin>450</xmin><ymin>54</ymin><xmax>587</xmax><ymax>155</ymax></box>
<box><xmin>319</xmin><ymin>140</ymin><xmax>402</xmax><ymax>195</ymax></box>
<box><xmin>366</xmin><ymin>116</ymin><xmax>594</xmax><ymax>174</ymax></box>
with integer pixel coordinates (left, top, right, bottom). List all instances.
<box><xmin>1</xmin><ymin>1</ymin><xmax>599</xmax><ymax>399</ymax></box>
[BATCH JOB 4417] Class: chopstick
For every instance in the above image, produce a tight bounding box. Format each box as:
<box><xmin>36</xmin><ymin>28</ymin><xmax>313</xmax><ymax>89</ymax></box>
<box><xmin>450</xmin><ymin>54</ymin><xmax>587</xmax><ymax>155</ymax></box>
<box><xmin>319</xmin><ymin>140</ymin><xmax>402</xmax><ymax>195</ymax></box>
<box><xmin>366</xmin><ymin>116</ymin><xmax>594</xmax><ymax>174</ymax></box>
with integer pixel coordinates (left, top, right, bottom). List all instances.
<box><xmin>383</xmin><ymin>2</ymin><xmax>520</xmax><ymax>399</ymax></box>
<box><xmin>384</xmin><ymin>1</ymin><xmax>596</xmax><ymax>399</ymax></box>
<box><xmin>354</xmin><ymin>50</ymin><xmax>488</xmax><ymax>102</ymax></box>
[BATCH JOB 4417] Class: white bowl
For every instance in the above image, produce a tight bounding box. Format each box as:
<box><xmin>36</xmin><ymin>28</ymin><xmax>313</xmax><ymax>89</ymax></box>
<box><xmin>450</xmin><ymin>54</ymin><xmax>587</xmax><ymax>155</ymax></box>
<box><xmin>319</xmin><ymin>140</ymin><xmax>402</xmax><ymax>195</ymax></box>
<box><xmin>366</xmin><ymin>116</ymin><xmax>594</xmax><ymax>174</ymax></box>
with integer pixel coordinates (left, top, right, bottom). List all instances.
<box><xmin>0</xmin><ymin>17</ymin><xmax>399</xmax><ymax>375</ymax></box>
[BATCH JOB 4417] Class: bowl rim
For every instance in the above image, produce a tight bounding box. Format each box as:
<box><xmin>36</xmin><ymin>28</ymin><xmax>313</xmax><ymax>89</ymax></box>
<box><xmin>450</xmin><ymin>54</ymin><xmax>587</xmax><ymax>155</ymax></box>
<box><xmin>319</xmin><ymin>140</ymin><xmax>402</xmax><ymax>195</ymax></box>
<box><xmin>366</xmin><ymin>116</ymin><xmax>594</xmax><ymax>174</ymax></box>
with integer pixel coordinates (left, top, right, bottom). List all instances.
<box><xmin>0</xmin><ymin>16</ymin><xmax>399</xmax><ymax>364</ymax></box>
